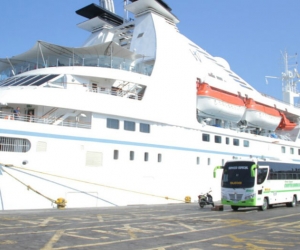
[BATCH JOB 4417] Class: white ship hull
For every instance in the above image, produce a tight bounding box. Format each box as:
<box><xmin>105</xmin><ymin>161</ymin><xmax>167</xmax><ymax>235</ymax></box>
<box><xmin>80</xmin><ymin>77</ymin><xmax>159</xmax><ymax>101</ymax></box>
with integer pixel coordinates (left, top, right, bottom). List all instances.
<box><xmin>1</xmin><ymin>0</ymin><xmax>300</xmax><ymax>210</ymax></box>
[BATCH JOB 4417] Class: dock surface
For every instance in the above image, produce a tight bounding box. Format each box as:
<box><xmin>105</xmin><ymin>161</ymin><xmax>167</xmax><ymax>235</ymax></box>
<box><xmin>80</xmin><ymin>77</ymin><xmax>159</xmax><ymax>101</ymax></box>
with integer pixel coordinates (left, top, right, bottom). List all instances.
<box><xmin>1</xmin><ymin>203</ymin><xmax>300</xmax><ymax>250</ymax></box>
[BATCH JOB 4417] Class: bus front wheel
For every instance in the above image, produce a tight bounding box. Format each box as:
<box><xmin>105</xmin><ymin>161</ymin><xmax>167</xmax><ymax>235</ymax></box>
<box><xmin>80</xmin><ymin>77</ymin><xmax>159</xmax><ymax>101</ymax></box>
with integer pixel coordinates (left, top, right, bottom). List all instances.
<box><xmin>287</xmin><ymin>195</ymin><xmax>297</xmax><ymax>207</ymax></box>
<box><xmin>260</xmin><ymin>198</ymin><xmax>268</xmax><ymax>211</ymax></box>
<box><xmin>231</xmin><ymin>206</ymin><xmax>239</xmax><ymax>211</ymax></box>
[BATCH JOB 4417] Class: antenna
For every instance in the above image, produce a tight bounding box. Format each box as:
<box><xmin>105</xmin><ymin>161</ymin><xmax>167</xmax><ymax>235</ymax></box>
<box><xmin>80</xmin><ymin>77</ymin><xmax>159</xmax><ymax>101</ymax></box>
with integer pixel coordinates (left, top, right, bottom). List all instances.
<box><xmin>265</xmin><ymin>51</ymin><xmax>299</xmax><ymax>105</ymax></box>
<box><xmin>124</xmin><ymin>0</ymin><xmax>129</xmax><ymax>23</ymax></box>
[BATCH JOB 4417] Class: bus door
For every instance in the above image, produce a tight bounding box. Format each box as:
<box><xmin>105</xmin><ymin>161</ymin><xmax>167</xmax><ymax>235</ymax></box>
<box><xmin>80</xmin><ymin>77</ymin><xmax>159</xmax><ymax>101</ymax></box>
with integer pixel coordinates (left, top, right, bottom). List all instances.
<box><xmin>256</xmin><ymin>166</ymin><xmax>269</xmax><ymax>199</ymax></box>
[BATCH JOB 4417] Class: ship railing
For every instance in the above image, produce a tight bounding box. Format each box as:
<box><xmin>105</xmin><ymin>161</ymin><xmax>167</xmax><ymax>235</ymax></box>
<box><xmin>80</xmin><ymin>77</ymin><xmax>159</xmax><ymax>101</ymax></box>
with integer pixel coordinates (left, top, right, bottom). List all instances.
<box><xmin>259</xmin><ymin>92</ymin><xmax>300</xmax><ymax>109</ymax></box>
<box><xmin>89</xmin><ymin>87</ymin><xmax>143</xmax><ymax>100</ymax></box>
<box><xmin>0</xmin><ymin>111</ymin><xmax>91</xmax><ymax>129</ymax></box>
<box><xmin>0</xmin><ymin>55</ymin><xmax>154</xmax><ymax>79</ymax></box>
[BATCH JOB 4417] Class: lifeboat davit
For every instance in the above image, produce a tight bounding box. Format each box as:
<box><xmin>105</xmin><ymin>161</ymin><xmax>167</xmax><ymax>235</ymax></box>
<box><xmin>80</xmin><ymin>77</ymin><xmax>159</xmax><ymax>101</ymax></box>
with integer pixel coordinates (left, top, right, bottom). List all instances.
<box><xmin>197</xmin><ymin>83</ymin><xmax>245</xmax><ymax>122</ymax></box>
<box><xmin>277</xmin><ymin>112</ymin><xmax>297</xmax><ymax>131</ymax></box>
<box><xmin>242</xmin><ymin>99</ymin><xmax>282</xmax><ymax>131</ymax></box>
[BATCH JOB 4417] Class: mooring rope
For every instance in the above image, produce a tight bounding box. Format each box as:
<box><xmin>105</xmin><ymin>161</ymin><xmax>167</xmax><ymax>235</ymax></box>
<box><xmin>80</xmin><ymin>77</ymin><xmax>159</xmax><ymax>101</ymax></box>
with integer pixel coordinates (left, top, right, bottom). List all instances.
<box><xmin>1</xmin><ymin>163</ymin><xmax>186</xmax><ymax>202</ymax></box>
<box><xmin>1</xmin><ymin>167</ymin><xmax>56</xmax><ymax>204</ymax></box>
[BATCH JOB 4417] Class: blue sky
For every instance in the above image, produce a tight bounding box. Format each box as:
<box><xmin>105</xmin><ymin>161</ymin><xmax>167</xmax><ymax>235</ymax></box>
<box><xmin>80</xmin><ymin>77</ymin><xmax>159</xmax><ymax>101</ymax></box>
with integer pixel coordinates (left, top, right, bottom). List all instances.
<box><xmin>1</xmin><ymin>0</ymin><xmax>300</xmax><ymax>101</ymax></box>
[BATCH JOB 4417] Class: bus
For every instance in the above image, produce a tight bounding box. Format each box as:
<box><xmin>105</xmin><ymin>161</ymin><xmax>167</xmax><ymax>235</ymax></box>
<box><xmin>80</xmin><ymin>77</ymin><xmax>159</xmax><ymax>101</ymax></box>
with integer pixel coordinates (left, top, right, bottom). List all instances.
<box><xmin>214</xmin><ymin>159</ymin><xmax>300</xmax><ymax>211</ymax></box>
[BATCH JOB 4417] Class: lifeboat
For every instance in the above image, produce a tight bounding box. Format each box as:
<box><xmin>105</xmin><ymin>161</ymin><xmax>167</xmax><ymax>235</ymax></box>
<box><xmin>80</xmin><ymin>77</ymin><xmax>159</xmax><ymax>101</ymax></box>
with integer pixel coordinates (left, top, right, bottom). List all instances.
<box><xmin>242</xmin><ymin>99</ymin><xmax>282</xmax><ymax>131</ymax></box>
<box><xmin>277</xmin><ymin>112</ymin><xmax>297</xmax><ymax>131</ymax></box>
<box><xmin>197</xmin><ymin>83</ymin><xmax>246</xmax><ymax>122</ymax></box>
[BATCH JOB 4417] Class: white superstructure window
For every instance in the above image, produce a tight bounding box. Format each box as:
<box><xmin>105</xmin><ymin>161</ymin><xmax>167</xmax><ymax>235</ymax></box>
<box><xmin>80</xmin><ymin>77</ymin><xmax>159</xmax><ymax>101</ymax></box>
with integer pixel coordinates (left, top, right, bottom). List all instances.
<box><xmin>107</xmin><ymin>118</ymin><xmax>119</xmax><ymax>129</ymax></box>
<box><xmin>196</xmin><ymin>157</ymin><xmax>200</xmax><ymax>165</ymax></box>
<box><xmin>113</xmin><ymin>150</ymin><xmax>119</xmax><ymax>160</ymax></box>
<box><xmin>202</xmin><ymin>134</ymin><xmax>210</xmax><ymax>142</ymax></box>
<box><xmin>144</xmin><ymin>152</ymin><xmax>149</xmax><ymax>162</ymax></box>
<box><xmin>290</xmin><ymin>148</ymin><xmax>294</xmax><ymax>154</ymax></box>
<box><xmin>226</xmin><ymin>137</ymin><xmax>230</xmax><ymax>145</ymax></box>
<box><xmin>158</xmin><ymin>153</ymin><xmax>162</xmax><ymax>163</ymax></box>
<box><xmin>233</xmin><ymin>139</ymin><xmax>239</xmax><ymax>146</ymax></box>
<box><xmin>215</xmin><ymin>135</ymin><xmax>221</xmax><ymax>143</ymax></box>
<box><xmin>281</xmin><ymin>146</ymin><xmax>286</xmax><ymax>153</ymax></box>
<box><xmin>124</xmin><ymin>121</ymin><xmax>136</xmax><ymax>131</ymax></box>
<box><xmin>140</xmin><ymin>123</ymin><xmax>150</xmax><ymax>133</ymax></box>
<box><xmin>243</xmin><ymin>140</ymin><xmax>249</xmax><ymax>147</ymax></box>
<box><xmin>130</xmin><ymin>151</ymin><xmax>134</xmax><ymax>161</ymax></box>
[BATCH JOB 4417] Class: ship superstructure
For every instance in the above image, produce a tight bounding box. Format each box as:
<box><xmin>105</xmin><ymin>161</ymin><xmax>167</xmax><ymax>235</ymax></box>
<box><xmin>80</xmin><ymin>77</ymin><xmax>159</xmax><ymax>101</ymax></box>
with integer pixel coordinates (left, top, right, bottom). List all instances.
<box><xmin>0</xmin><ymin>0</ymin><xmax>300</xmax><ymax>210</ymax></box>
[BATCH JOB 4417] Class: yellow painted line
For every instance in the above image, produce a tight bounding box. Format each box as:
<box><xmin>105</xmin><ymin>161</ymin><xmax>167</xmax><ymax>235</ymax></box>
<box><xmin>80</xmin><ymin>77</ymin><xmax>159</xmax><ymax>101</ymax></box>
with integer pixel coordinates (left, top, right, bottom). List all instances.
<box><xmin>176</xmin><ymin>222</ymin><xmax>195</xmax><ymax>231</ymax></box>
<box><xmin>64</xmin><ymin>233</ymin><xmax>99</xmax><ymax>240</ymax></box>
<box><xmin>123</xmin><ymin>224</ymin><xmax>137</xmax><ymax>239</ymax></box>
<box><xmin>49</xmin><ymin>213</ymin><xmax>300</xmax><ymax>250</ymax></box>
<box><xmin>0</xmin><ymin>240</ymin><xmax>17</xmax><ymax>245</ymax></box>
<box><xmin>18</xmin><ymin>220</ymin><xmax>39</xmax><ymax>225</ymax></box>
<box><xmin>40</xmin><ymin>217</ymin><xmax>54</xmax><ymax>227</ymax></box>
<box><xmin>92</xmin><ymin>229</ymin><xmax>127</xmax><ymax>237</ymax></box>
<box><xmin>41</xmin><ymin>230</ymin><xmax>65</xmax><ymax>250</ymax></box>
<box><xmin>97</xmin><ymin>215</ymin><xmax>103</xmax><ymax>222</ymax></box>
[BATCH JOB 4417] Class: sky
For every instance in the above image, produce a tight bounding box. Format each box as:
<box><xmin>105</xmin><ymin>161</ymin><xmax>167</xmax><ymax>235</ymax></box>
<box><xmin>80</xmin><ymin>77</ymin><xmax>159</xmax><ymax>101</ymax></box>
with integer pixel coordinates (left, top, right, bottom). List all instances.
<box><xmin>1</xmin><ymin>0</ymin><xmax>300</xmax><ymax>101</ymax></box>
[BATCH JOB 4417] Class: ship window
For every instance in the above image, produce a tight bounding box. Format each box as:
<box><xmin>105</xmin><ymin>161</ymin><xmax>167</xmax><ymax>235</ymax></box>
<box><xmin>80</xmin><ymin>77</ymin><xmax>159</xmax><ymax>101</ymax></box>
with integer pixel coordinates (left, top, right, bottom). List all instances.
<box><xmin>130</xmin><ymin>151</ymin><xmax>134</xmax><ymax>161</ymax></box>
<box><xmin>124</xmin><ymin>121</ymin><xmax>135</xmax><ymax>131</ymax></box>
<box><xmin>290</xmin><ymin>148</ymin><xmax>294</xmax><ymax>154</ymax></box>
<box><xmin>197</xmin><ymin>157</ymin><xmax>200</xmax><ymax>165</ymax></box>
<box><xmin>298</xmin><ymin>149</ymin><xmax>300</xmax><ymax>155</ymax></box>
<box><xmin>107</xmin><ymin>118</ymin><xmax>119</xmax><ymax>129</ymax></box>
<box><xmin>214</xmin><ymin>135</ymin><xmax>222</xmax><ymax>143</ymax></box>
<box><xmin>113</xmin><ymin>150</ymin><xmax>119</xmax><ymax>160</ymax></box>
<box><xmin>4</xmin><ymin>76</ymin><xmax>28</xmax><ymax>86</ymax></box>
<box><xmin>222</xmin><ymin>159</ymin><xmax>225</xmax><ymax>165</ymax></box>
<box><xmin>202</xmin><ymin>134</ymin><xmax>210</xmax><ymax>142</ymax></box>
<box><xmin>137</xmin><ymin>32</ymin><xmax>144</xmax><ymax>38</ymax></box>
<box><xmin>233</xmin><ymin>139</ymin><xmax>239</xmax><ymax>146</ymax></box>
<box><xmin>0</xmin><ymin>137</ymin><xmax>31</xmax><ymax>152</ymax></box>
<box><xmin>243</xmin><ymin>140</ymin><xmax>249</xmax><ymax>147</ymax></box>
<box><xmin>226</xmin><ymin>137</ymin><xmax>230</xmax><ymax>145</ymax></box>
<box><xmin>140</xmin><ymin>123</ymin><xmax>150</xmax><ymax>133</ymax></box>
<box><xmin>144</xmin><ymin>152</ymin><xmax>149</xmax><ymax>162</ymax></box>
<box><xmin>281</xmin><ymin>146</ymin><xmax>286</xmax><ymax>153</ymax></box>
<box><xmin>158</xmin><ymin>153</ymin><xmax>162</xmax><ymax>163</ymax></box>
<box><xmin>208</xmin><ymin>158</ymin><xmax>211</xmax><ymax>165</ymax></box>
<box><xmin>31</xmin><ymin>74</ymin><xmax>59</xmax><ymax>86</ymax></box>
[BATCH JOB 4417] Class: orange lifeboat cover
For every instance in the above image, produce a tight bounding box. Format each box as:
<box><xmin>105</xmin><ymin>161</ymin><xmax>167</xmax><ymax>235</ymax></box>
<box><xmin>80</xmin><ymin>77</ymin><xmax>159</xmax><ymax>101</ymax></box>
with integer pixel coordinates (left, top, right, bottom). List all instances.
<box><xmin>197</xmin><ymin>83</ymin><xmax>244</xmax><ymax>106</ymax></box>
<box><xmin>245</xmin><ymin>99</ymin><xmax>281</xmax><ymax>117</ymax></box>
<box><xmin>277</xmin><ymin>112</ymin><xmax>297</xmax><ymax>131</ymax></box>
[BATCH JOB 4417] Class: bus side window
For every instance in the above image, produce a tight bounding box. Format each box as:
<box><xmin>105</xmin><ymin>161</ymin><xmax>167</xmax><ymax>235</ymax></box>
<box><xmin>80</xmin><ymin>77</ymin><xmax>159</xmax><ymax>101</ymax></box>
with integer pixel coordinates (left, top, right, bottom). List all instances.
<box><xmin>257</xmin><ymin>168</ymin><xmax>268</xmax><ymax>184</ymax></box>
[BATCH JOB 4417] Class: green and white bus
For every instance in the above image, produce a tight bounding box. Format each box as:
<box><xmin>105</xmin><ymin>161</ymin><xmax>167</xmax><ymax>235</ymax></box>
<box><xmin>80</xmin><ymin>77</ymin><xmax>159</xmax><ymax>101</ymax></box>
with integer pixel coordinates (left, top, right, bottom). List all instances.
<box><xmin>214</xmin><ymin>159</ymin><xmax>300</xmax><ymax>211</ymax></box>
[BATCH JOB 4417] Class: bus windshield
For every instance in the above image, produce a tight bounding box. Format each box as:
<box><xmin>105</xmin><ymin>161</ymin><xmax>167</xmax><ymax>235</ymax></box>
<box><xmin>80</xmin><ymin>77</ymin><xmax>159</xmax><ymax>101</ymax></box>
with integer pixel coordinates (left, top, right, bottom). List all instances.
<box><xmin>222</xmin><ymin>161</ymin><xmax>255</xmax><ymax>188</ymax></box>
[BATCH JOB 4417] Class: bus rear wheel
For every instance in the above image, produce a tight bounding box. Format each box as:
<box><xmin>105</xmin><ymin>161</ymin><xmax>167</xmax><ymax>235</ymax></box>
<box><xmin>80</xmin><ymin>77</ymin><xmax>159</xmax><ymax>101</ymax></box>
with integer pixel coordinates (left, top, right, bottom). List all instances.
<box><xmin>260</xmin><ymin>198</ymin><xmax>268</xmax><ymax>211</ymax></box>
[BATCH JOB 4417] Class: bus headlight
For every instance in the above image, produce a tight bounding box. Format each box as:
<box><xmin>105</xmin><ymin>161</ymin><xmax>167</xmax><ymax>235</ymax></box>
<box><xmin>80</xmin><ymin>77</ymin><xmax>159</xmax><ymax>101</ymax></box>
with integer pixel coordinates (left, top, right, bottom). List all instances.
<box><xmin>245</xmin><ymin>193</ymin><xmax>255</xmax><ymax>200</ymax></box>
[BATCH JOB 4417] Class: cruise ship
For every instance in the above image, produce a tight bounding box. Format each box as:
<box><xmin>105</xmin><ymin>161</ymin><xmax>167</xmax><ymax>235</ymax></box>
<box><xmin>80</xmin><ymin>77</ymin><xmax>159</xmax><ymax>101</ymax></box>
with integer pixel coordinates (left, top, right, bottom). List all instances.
<box><xmin>0</xmin><ymin>0</ymin><xmax>300</xmax><ymax>210</ymax></box>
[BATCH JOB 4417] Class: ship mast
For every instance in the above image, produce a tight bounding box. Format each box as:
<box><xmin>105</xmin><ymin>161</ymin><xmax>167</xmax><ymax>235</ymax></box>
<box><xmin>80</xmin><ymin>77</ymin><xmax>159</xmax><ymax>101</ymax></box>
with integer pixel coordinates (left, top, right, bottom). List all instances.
<box><xmin>281</xmin><ymin>51</ymin><xmax>300</xmax><ymax>105</ymax></box>
<box><xmin>99</xmin><ymin>0</ymin><xmax>115</xmax><ymax>13</ymax></box>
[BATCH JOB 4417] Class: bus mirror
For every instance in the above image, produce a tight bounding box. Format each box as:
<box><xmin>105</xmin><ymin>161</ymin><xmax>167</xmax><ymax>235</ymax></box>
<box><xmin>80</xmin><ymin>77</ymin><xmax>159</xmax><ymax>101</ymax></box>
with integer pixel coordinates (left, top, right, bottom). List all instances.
<box><xmin>213</xmin><ymin>166</ymin><xmax>223</xmax><ymax>178</ymax></box>
<box><xmin>251</xmin><ymin>164</ymin><xmax>257</xmax><ymax>177</ymax></box>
